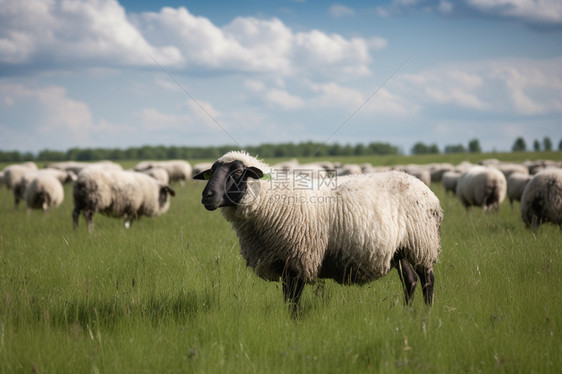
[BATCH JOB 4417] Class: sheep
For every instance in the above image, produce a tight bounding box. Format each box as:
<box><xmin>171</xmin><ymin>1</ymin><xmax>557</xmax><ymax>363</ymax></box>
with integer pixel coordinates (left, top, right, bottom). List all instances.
<box><xmin>429</xmin><ymin>163</ymin><xmax>455</xmax><ymax>182</ymax></box>
<box><xmin>520</xmin><ymin>169</ymin><xmax>562</xmax><ymax>231</ymax></box>
<box><xmin>336</xmin><ymin>164</ymin><xmax>362</xmax><ymax>176</ymax></box>
<box><xmin>140</xmin><ymin>167</ymin><xmax>169</xmax><ymax>185</ymax></box>
<box><xmin>442</xmin><ymin>171</ymin><xmax>461</xmax><ymax>195</ymax></box>
<box><xmin>506</xmin><ymin>172</ymin><xmax>531</xmax><ymax>207</ymax></box>
<box><xmin>47</xmin><ymin>161</ymin><xmax>122</xmax><ymax>174</ymax></box>
<box><xmin>134</xmin><ymin>160</ymin><xmax>192</xmax><ymax>185</ymax></box>
<box><xmin>0</xmin><ymin>171</ymin><xmax>5</xmax><ymax>188</ymax></box>
<box><xmin>455</xmin><ymin>166</ymin><xmax>507</xmax><ymax>212</ymax></box>
<box><xmin>72</xmin><ymin>168</ymin><xmax>175</xmax><ymax>232</ymax></box>
<box><xmin>12</xmin><ymin>169</ymin><xmax>76</xmax><ymax>208</ymax></box>
<box><xmin>24</xmin><ymin>174</ymin><xmax>65</xmax><ymax>214</ymax></box>
<box><xmin>400</xmin><ymin>166</ymin><xmax>431</xmax><ymax>187</ymax></box>
<box><xmin>3</xmin><ymin>163</ymin><xmax>38</xmax><ymax>190</ymax></box>
<box><xmin>496</xmin><ymin>162</ymin><xmax>529</xmax><ymax>179</ymax></box>
<box><xmin>194</xmin><ymin>151</ymin><xmax>443</xmax><ymax>310</ymax></box>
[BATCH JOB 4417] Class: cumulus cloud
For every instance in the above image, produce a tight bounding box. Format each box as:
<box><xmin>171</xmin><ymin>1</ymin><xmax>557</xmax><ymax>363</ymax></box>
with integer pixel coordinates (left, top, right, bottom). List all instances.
<box><xmin>400</xmin><ymin>57</ymin><xmax>562</xmax><ymax>115</ymax></box>
<box><xmin>0</xmin><ymin>0</ymin><xmax>385</xmax><ymax>77</ymax></box>
<box><xmin>377</xmin><ymin>0</ymin><xmax>562</xmax><ymax>25</ymax></box>
<box><xmin>0</xmin><ymin>0</ymin><xmax>182</xmax><ymax>68</ymax></box>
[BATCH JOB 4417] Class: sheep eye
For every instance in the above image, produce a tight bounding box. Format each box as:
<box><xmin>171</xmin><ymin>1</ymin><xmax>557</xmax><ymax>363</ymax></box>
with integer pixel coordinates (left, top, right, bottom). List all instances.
<box><xmin>232</xmin><ymin>169</ymin><xmax>244</xmax><ymax>177</ymax></box>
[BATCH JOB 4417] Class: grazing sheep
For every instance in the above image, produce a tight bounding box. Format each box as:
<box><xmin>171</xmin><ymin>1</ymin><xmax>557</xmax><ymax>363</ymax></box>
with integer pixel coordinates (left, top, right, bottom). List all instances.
<box><xmin>0</xmin><ymin>171</ymin><xmax>5</xmax><ymax>188</ymax></box>
<box><xmin>13</xmin><ymin>169</ymin><xmax>76</xmax><ymax>208</ymax></box>
<box><xmin>3</xmin><ymin>163</ymin><xmax>38</xmax><ymax>190</ymax></box>
<box><xmin>520</xmin><ymin>169</ymin><xmax>562</xmax><ymax>231</ymax></box>
<box><xmin>336</xmin><ymin>164</ymin><xmax>362</xmax><ymax>176</ymax></box>
<box><xmin>134</xmin><ymin>160</ymin><xmax>192</xmax><ymax>185</ymax></box>
<box><xmin>456</xmin><ymin>166</ymin><xmax>507</xmax><ymax>212</ymax></box>
<box><xmin>429</xmin><ymin>163</ymin><xmax>455</xmax><ymax>182</ymax></box>
<box><xmin>140</xmin><ymin>167</ymin><xmax>169</xmax><ymax>185</ymax></box>
<box><xmin>192</xmin><ymin>162</ymin><xmax>214</xmax><ymax>178</ymax></box>
<box><xmin>72</xmin><ymin>169</ymin><xmax>175</xmax><ymax>232</ymax></box>
<box><xmin>506</xmin><ymin>172</ymin><xmax>531</xmax><ymax>207</ymax></box>
<box><xmin>25</xmin><ymin>174</ymin><xmax>65</xmax><ymax>213</ymax></box>
<box><xmin>442</xmin><ymin>171</ymin><xmax>461</xmax><ymax>195</ymax></box>
<box><xmin>496</xmin><ymin>163</ymin><xmax>529</xmax><ymax>179</ymax></box>
<box><xmin>401</xmin><ymin>166</ymin><xmax>431</xmax><ymax>187</ymax></box>
<box><xmin>194</xmin><ymin>151</ymin><xmax>443</xmax><ymax>310</ymax></box>
<box><xmin>47</xmin><ymin>161</ymin><xmax>122</xmax><ymax>174</ymax></box>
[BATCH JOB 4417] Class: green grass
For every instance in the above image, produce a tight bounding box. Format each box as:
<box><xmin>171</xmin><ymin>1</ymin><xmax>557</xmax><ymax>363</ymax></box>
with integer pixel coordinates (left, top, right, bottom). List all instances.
<box><xmin>1</xmin><ymin>155</ymin><xmax>561</xmax><ymax>373</ymax></box>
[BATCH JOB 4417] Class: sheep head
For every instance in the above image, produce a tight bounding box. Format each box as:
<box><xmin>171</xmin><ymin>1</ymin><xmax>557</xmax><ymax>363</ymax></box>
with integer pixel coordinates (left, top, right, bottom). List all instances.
<box><xmin>194</xmin><ymin>160</ymin><xmax>264</xmax><ymax>211</ymax></box>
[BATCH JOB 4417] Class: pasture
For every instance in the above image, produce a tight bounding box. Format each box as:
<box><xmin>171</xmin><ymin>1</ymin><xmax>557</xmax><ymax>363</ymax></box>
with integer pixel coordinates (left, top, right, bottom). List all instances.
<box><xmin>0</xmin><ymin>153</ymin><xmax>561</xmax><ymax>373</ymax></box>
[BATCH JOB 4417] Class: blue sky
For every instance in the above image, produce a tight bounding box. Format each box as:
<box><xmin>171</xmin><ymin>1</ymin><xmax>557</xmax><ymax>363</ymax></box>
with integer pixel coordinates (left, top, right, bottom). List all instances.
<box><xmin>0</xmin><ymin>0</ymin><xmax>561</xmax><ymax>155</ymax></box>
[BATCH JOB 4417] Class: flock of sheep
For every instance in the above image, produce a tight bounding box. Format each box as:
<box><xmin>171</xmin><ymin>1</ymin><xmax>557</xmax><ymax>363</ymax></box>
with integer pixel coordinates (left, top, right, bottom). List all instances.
<box><xmin>1</xmin><ymin>153</ymin><xmax>561</xmax><ymax>310</ymax></box>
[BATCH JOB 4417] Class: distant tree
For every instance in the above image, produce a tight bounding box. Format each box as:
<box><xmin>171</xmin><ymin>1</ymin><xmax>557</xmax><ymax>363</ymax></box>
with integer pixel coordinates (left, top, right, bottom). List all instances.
<box><xmin>444</xmin><ymin>144</ymin><xmax>466</xmax><ymax>153</ymax></box>
<box><xmin>512</xmin><ymin>137</ymin><xmax>527</xmax><ymax>152</ymax></box>
<box><xmin>468</xmin><ymin>138</ymin><xmax>482</xmax><ymax>153</ymax></box>
<box><xmin>543</xmin><ymin>137</ymin><xmax>552</xmax><ymax>151</ymax></box>
<box><xmin>533</xmin><ymin>139</ymin><xmax>541</xmax><ymax>152</ymax></box>
<box><xmin>411</xmin><ymin>142</ymin><xmax>440</xmax><ymax>154</ymax></box>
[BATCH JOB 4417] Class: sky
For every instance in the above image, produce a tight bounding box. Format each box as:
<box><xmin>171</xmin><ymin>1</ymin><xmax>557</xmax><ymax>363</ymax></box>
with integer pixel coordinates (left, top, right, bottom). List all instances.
<box><xmin>0</xmin><ymin>0</ymin><xmax>561</xmax><ymax>155</ymax></box>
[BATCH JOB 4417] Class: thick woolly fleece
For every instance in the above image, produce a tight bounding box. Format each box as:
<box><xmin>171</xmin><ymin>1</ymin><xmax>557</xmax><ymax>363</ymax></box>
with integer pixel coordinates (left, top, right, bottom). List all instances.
<box><xmin>25</xmin><ymin>174</ymin><xmax>64</xmax><ymax>212</ymax></box>
<box><xmin>217</xmin><ymin>151</ymin><xmax>443</xmax><ymax>285</ymax></box>
<box><xmin>73</xmin><ymin>168</ymin><xmax>172</xmax><ymax>220</ymax></box>
<box><xmin>520</xmin><ymin>168</ymin><xmax>562</xmax><ymax>229</ymax></box>
<box><xmin>456</xmin><ymin>166</ymin><xmax>507</xmax><ymax>211</ymax></box>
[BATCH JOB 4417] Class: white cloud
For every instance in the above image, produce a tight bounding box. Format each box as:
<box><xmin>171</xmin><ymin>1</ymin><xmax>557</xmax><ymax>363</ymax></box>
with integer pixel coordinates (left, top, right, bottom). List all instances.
<box><xmin>467</xmin><ymin>0</ymin><xmax>562</xmax><ymax>24</ymax></box>
<box><xmin>400</xmin><ymin>57</ymin><xmax>562</xmax><ymax>114</ymax></box>
<box><xmin>264</xmin><ymin>89</ymin><xmax>304</xmax><ymax>110</ymax></box>
<box><xmin>329</xmin><ymin>4</ymin><xmax>355</xmax><ymax>18</ymax></box>
<box><xmin>0</xmin><ymin>0</ymin><xmax>182</xmax><ymax>67</ymax></box>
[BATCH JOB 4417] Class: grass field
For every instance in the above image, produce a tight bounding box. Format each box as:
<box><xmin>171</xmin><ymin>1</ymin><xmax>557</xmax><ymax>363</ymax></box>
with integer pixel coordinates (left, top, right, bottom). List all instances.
<box><xmin>1</xmin><ymin>153</ymin><xmax>561</xmax><ymax>373</ymax></box>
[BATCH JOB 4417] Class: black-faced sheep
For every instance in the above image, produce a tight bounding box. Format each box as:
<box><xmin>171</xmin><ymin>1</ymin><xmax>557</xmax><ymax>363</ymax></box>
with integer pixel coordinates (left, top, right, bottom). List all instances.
<box><xmin>194</xmin><ymin>151</ymin><xmax>443</xmax><ymax>311</ymax></box>
<box><xmin>520</xmin><ymin>169</ymin><xmax>562</xmax><ymax>231</ymax></box>
<box><xmin>72</xmin><ymin>168</ymin><xmax>175</xmax><ymax>232</ymax></box>
<box><xmin>456</xmin><ymin>166</ymin><xmax>507</xmax><ymax>212</ymax></box>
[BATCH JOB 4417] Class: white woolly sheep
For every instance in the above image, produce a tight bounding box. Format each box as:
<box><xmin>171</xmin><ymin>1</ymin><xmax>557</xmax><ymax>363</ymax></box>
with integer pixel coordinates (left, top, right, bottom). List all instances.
<box><xmin>194</xmin><ymin>151</ymin><xmax>443</xmax><ymax>310</ymax></box>
<box><xmin>140</xmin><ymin>167</ymin><xmax>170</xmax><ymax>185</ymax></box>
<box><xmin>72</xmin><ymin>168</ymin><xmax>175</xmax><ymax>232</ymax></box>
<box><xmin>13</xmin><ymin>169</ymin><xmax>76</xmax><ymax>208</ymax></box>
<box><xmin>3</xmin><ymin>163</ymin><xmax>38</xmax><ymax>190</ymax></box>
<box><xmin>496</xmin><ymin>162</ymin><xmax>529</xmax><ymax>179</ymax></box>
<box><xmin>442</xmin><ymin>171</ymin><xmax>461</xmax><ymax>195</ymax></box>
<box><xmin>134</xmin><ymin>160</ymin><xmax>192</xmax><ymax>186</ymax></box>
<box><xmin>25</xmin><ymin>174</ymin><xmax>65</xmax><ymax>213</ymax></box>
<box><xmin>47</xmin><ymin>161</ymin><xmax>122</xmax><ymax>174</ymax></box>
<box><xmin>520</xmin><ymin>169</ymin><xmax>562</xmax><ymax>231</ymax></box>
<box><xmin>506</xmin><ymin>172</ymin><xmax>531</xmax><ymax>207</ymax></box>
<box><xmin>456</xmin><ymin>166</ymin><xmax>507</xmax><ymax>212</ymax></box>
<box><xmin>336</xmin><ymin>164</ymin><xmax>362</xmax><ymax>176</ymax></box>
<box><xmin>400</xmin><ymin>166</ymin><xmax>431</xmax><ymax>187</ymax></box>
<box><xmin>429</xmin><ymin>163</ymin><xmax>455</xmax><ymax>182</ymax></box>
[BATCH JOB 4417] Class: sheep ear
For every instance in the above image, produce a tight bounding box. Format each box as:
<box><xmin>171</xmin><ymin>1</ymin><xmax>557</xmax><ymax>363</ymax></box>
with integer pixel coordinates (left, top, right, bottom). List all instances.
<box><xmin>246</xmin><ymin>167</ymin><xmax>264</xmax><ymax>179</ymax></box>
<box><xmin>194</xmin><ymin>169</ymin><xmax>212</xmax><ymax>180</ymax></box>
<box><xmin>162</xmin><ymin>186</ymin><xmax>175</xmax><ymax>197</ymax></box>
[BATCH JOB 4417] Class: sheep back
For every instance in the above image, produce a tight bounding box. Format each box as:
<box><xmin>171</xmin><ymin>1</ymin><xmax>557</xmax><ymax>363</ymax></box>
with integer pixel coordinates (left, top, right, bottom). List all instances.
<box><xmin>456</xmin><ymin>166</ymin><xmax>507</xmax><ymax>211</ymax></box>
<box><xmin>520</xmin><ymin>169</ymin><xmax>562</xmax><ymax>230</ymax></box>
<box><xmin>25</xmin><ymin>174</ymin><xmax>64</xmax><ymax>211</ymax></box>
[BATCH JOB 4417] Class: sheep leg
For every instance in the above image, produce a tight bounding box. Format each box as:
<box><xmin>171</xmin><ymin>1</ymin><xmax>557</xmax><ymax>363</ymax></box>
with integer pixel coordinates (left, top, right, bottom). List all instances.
<box><xmin>72</xmin><ymin>207</ymin><xmax>81</xmax><ymax>230</ymax></box>
<box><xmin>282</xmin><ymin>269</ymin><xmax>305</xmax><ymax>312</ymax></box>
<box><xmin>396</xmin><ymin>259</ymin><xmax>418</xmax><ymax>305</ymax></box>
<box><xmin>85</xmin><ymin>209</ymin><xmax>94</xmax><ymax>233</ymax></box>
<box><xmin>415</xmin><ymin>266</ymin><xmax>435</xmax><ymax>306</ymax></box>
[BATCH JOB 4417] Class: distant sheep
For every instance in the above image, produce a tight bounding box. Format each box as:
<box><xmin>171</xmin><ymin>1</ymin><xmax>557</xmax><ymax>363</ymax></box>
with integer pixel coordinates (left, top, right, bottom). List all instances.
<box><xmin>140</xmin><ymin>167</ymin><xmax>169</xmax><ymax>185</ymax></box>
<box><xmin>442</xmin><ymin>171</ymin><xmax>461</xmax><ymax>195</ymax></box>
<box><xmin>506</xmin><ymin>172</ymin><xmax>531</xmax><ymax>207</ymax></box>
<box><xmin>496</xmin><ymin>163</ymin><xmax>528</xmax><ymax>179</ymax></box>
<box><xmin>47</xmin><ymin>161</ymin><xmax>122</xmax><ymax>174</ymax></box>
<box><xmin>13</xmin><ymin>169</ymin><xmax>76</xmax><ymax>208</ymax></box>
<box><xmin>520</xmin><ymin>169</ymin><xmax>562</xmax><ymax>231</ymax></box>
<box><xmin>195</xmin><ymin>151</ymin><xmax>443</xmax><ymax>309</ymax></box>
<box><xmin>134</xmin><ymin>160</ymin><xmax>192</xmax><ymax>185</ymax></box>
<box><xmin>73</xmin><ymin>169</ymin><xmax>175</xmax><ymax>232</ymax></box>
<box><xmin>25</xmin><ymin>174</ymin><xmax>65</xmax><ymax>213</ymax></box>
<box><xmin>3</xmin><ymin>163</ymin><xmax>38</xmax><ymax>190</ymax></box>
<box><xmin>429</xmin><ymin>163</ymin><xmax>455</xmax><ymax>182</ymax></box>
<box><xmin>456</xmin><ymin>166</ymin><xmax>507</xmax><ymax>212</ymax></box>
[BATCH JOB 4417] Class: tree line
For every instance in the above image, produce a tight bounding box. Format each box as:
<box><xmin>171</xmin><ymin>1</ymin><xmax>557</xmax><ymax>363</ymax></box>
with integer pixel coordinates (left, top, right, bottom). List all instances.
<box><xmin>1</xmin><ymin>137</ymin><xmax>560</xmax><ymax>163</ymax></box>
